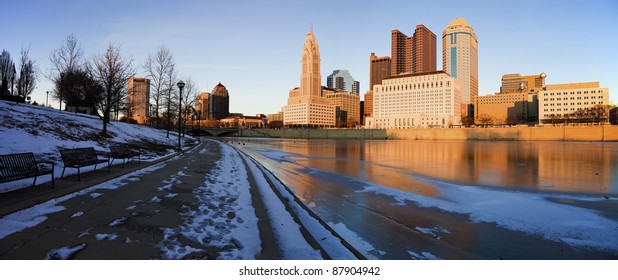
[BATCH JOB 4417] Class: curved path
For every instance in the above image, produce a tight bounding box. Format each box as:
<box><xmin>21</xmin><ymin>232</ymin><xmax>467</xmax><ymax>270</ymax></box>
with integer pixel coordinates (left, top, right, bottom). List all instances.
<box><xmin>0</xmin><ymin>139</ymin><xmax>356</xmax><ymax>260</ymax></box>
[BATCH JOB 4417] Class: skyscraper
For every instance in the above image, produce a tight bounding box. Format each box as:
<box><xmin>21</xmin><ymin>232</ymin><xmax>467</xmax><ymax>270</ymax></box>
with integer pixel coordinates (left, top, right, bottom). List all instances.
<box><xmin>366</xmin><ymin>53</ymin><xmax>392</xmax><ymax>121</ymax></box>
<box><xmin>442</xmin><ymin>17</ymin><xmax>478</xmax><ymax>118</ymax></box>
<box><xmin>391</xmin><ymin>29</ymin><xmax>409</xmax><ymax>76</ymax></box>
<box><xmin>283</xmin><ymin>31</ymin><xmax>335</xmax><ymax>127</ymax></box>
<box><xmin>391</xmin><ymin>25</ymin><xmax>436</xmax><ymax>76</ymax></box>
<box><xmin>369</xmin><ymin>53</ymin><xmax>391</xmax><ymax>90</ymax></box>
<box><xmin>127</xmin><ymin>77</ymin><xmax>150</xmax><ymax>124</ymax></box>
<box><xmin>326</xmin><ymin>69</ymin><xmax>360</xmax><ymax>94</ymax></box>
<box><xmin>412</xmin><ymin>24</ymin><xmax>437</xmax><ymax>74</ymax></box>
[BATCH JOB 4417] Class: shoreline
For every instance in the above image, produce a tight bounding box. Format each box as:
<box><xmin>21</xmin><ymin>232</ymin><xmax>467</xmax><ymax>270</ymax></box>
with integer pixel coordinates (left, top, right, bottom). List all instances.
<box><xmin>236</xmin><ymin>125</ymin><xmax>618</xmax><ymax>141</ymax></box>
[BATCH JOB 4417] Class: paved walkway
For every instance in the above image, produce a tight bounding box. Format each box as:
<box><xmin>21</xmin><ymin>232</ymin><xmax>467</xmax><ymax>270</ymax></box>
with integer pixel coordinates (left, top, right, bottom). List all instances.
<box><xmin>0</xmin><ymin>139</ymin><xmax>285</xmax><ymax>259</ymax></box>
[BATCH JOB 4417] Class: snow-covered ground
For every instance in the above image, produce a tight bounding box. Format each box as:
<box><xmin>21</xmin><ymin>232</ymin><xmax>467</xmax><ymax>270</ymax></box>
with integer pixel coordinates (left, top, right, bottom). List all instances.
<box><xmin>0</xmin><ymin>100</ymin><xmax>193</xmax><ymax>193</ymax></box>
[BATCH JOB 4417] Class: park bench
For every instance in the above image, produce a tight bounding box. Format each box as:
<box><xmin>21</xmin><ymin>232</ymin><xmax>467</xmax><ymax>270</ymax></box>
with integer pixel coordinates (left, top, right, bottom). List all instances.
<box><xmin>59</xmin><ymin>147</ymin><xmax>109</xmax><ymax>181</ymax></box>
<box><xmin>109</xmin><ymin>144</ymin><xmax>140</xmax><ymax>168</ymax></box>
<box><xmin>0</xmin><ymin>152</ymin><xmax>55</xmax><ymax>188</ymax></box>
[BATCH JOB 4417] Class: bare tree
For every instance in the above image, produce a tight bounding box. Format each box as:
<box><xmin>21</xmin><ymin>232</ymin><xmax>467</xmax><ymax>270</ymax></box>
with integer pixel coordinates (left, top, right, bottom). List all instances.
<box><xmin>0</xmin><ymin>49</ymin><xmax>15</xmax><ymax>96</ymax></box>
<box><xmin>164</xmin><ymin>62</ymin><xmax>178</xmax><ymax>138</ymax></box>
<box><xmin>180</xmin><ymin>77</ymin><xmax>199</xmax><ymax>136</ymax></box>
<box><xmin>16</xmin><ymin>45</ymin><xmax>38</xmax><ymax>99</ymax></box>
<box><xmin>143</xmin><ymin>45</ymin><xmax>174</xmax><ymax>128</ymax></box>
<box><xmin>48</xmin><ymin>35</ymin><xmax>84</xmax><ymax>107</ymax></box>
<box><xmin>88</xmin><ymin>43</ymin><xmax>136</xmax><ymax>135</ymax></box>
<box><xmin>476</xmin><ymin>113</ymin><xmax>494</xmax><ymax>127</ymax></box>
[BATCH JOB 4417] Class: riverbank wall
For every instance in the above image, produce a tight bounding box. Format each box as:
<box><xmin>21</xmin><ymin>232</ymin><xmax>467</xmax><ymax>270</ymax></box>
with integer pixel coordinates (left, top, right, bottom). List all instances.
<box><xmin>239</xmin><ymin>125</ymin><xmax>618</xmax><ymax>141</ymax></box>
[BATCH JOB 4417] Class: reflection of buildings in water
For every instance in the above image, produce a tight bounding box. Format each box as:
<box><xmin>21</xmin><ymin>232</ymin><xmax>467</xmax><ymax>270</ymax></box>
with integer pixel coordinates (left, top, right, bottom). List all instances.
<box><xmin>468</xmin><ymin>142</ymin><xmax>539</xmax><ymax>189</ymax></box>
<box><xmin>537</xmin><ymin>143</ymin><xmax>610</xmax><ymax>193</ymax></box>
<box><xmin>273</xmin><ymin>138</ymin><xmax>613</xmax><ymax>195</ymax></box>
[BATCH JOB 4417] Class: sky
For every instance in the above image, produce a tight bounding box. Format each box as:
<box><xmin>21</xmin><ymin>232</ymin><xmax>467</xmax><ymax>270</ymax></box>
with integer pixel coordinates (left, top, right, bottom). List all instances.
<box><xmin>3</xmin><ymin>0</ymin><xmax>618</xmax><ymax>116</ymax></box>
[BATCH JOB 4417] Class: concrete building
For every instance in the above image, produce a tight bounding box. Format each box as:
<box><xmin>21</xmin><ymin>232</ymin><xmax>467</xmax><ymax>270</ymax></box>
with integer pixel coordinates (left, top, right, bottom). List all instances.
<box><xmin>208</xmin><ymin>82</ymin><xmax>229</xmax><ymax>120</ymax></box>
<box><xmin>476</xmin><ymin>73</ymin><xmax>546</xmax><ymax>124</ymax></box>
<box><xmin>391</xmin><ymin>25</ymin><xmax>437</xmax><ymax>76</ymax></box>
<box><xmin>127</xmin><ymin>77</ymin><xmax>150</xmax><ymax>124</ymax></box>
<box><xmin>538</xmin><ymin>82</ymin><xmax>610</xmax><ymax>124</ymax></box>
<box><xmin>326</xmin><ymin>88</ymin><xmax>361</xmax><ymax>127</ymax></box>
<box><xmin>326</xmin><ymin>69</ymin><xmax>360</xmax><ymax>94</ymax></box>
<box><xmin>283</xmin><ymin>31</ymin><xmax>336</xmax><ymax>127</ymax></box>
<box><xmin>367</xmin><ymin>71</ymin><xmax>461</xmax><ymax>128</ymax></box>
<box><xmin>442</xmin><ymin>17</ymin><xmax>478</xmax><ymax>118</ymax></box>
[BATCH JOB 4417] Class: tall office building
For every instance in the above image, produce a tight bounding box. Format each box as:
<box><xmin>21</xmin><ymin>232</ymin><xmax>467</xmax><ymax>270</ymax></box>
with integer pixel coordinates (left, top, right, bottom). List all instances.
<box><xmin>391</xmin><ymin>25</ymin><xmax>436</xmax><ymax>76</ymax></box>
<box><xmin>369</xmin><ymin>53</ymin><xmax>391</xmax><ymax>90</ymax></box>
<box><xmin>442</xmin><ymin>17</ymin><xmax>478</xmax><ymax>118</ymax></box>
<box><xmin>412</xmin><ymin>24</ymin><xmax>437</xmax><ymax>74</ymax></box>
<box><xmin>391</xmin><ymin>29</ymin><xmax>409</xmax><ymax>76</ymax></box>
<box><xmin>366</xmin><ymin>53</ymin><xmax>392</xmax><ymax>121</ymax></box>
<box><xmin>326</xmin><ymin>69</ymin><xmax>360</xmax><ymax>94</ymax></box>
<box><xmin>208</xmin><ymin>82</ymin><xmax>229</xmax><ymax>120</ymax></box>
<box><xmin>127</xmin><ymin>77</ymin><xmax>150</xmax><ymax>124</ymax></box>
<box><xmin>283</xmin><ymin>31</ymin><xmax>336</xmax><ymax>127</ymax></box>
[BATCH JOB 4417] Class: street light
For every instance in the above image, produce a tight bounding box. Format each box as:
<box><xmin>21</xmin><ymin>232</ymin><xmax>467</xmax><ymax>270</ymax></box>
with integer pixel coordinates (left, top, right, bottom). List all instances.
<box><xmin>176</xmin><ymin>80</ymin><xmax>185</xmax><ymax>150</ymax></box>
<box><xmin>59</xmin><ymin>73</ymin><xmax>64</xmax><ymax>111</ymax></box>
<box><xmin>46</xmin><ymin>91</ymin><xmax>49</xmax><ymax>107</ymax></box>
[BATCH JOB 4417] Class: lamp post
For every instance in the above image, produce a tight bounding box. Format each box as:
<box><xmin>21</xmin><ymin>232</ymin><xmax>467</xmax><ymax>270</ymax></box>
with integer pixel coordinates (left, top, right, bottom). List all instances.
<box><xmin>46</xmin><ymin>91</ymin><xmax>49</xmax><ymax>107</ymax></box>
<box><xmin>59</xmin><ymin>73</ymin><xmax>64</xmax><ymax>111</ymax></box>
<box><xmin>176</xmin><ymin>80</ymin><xmax>185</xmax><ymax>150</ymax></box>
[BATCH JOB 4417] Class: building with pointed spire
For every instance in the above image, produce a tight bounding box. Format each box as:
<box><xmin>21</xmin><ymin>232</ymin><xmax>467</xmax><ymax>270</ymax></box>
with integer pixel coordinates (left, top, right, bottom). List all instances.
<box><xmin>283</xmin><ymin>31</ymin><xmax>336</xmax><ymax>127</ymax></box>
<box><xmin>442</xmin><ymin>17</ymin><xmax>478</xmax><ymax>119</ymax></box>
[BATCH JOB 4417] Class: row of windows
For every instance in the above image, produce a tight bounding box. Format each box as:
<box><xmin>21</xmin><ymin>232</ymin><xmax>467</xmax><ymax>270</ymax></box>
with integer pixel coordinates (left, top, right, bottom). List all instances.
<box><xmin>543</xmin><ymin>101</ymin><xmax>604</xmax><ymax>107</ymax></box>
<box><xmin>379</xmin><ymin>81</ymin><xmax>451</xmax><ymax>92</ymax></box>
<box><xmin>543</xmin><ymin>90</ymin><xmax>603</xmax><ymax>96</ymax></box>
<box><xmin>543</xmin><ymin>95</ymin><xmax>604</xmax><ymax>101</ymax></box>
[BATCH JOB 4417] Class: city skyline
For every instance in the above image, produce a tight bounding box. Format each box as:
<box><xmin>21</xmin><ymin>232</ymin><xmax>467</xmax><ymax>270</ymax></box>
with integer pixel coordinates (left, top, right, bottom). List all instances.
<box><xmin>3</xmin><ymin>0</ymin><xmax>617</xmax><ymax>116</ymax></box>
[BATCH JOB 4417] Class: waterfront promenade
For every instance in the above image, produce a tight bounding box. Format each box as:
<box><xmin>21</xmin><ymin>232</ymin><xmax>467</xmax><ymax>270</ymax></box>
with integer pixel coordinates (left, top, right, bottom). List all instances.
<box><xmin>0</xmin><ymin>139</ymin><xmax>350</xmax><ymax>260</ymax></box>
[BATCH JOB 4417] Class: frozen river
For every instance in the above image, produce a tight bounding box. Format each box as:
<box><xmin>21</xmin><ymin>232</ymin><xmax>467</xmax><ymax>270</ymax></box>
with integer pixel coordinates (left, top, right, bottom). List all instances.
<box><xmin>233</xmin><ymin>139</ymin><xmax>618</xmax><ymax>259</ymax></box>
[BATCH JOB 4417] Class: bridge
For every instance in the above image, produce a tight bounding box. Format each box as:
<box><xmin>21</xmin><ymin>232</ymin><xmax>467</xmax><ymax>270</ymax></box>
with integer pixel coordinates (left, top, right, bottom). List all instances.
<box><xmin>186</xmin><ymin>127</ymin><xmax>238</xmax><ymax>137</ymax></box>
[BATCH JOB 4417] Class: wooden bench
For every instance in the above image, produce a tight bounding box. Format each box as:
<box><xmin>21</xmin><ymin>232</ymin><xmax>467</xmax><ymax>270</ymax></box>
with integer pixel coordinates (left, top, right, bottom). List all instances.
<box><xmin>0</xmin><ymin>152</ymin><xmax>55</xmax><ymax>188</ymax></box>
<box><xmin>59</xmin><ymin>147</ymin><xmax>109</xmax><ymax>181</ymax></box>
<box><xmin>109</xmin><ymin>144</ymin><xmax>140</xmax><ymax>168</ymax></box>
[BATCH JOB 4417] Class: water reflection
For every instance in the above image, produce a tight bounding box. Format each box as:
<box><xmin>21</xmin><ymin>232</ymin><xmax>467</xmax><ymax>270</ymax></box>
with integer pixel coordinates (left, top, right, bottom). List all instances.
<box><xmin>237</xmin><ymin>138</ymin><xmax>618</xmax><ymax>259</ymax></box>
<box><xmin>250</xmin><ymin>139</ymin><xmax>615</xmax><ymax>195</ymax></box>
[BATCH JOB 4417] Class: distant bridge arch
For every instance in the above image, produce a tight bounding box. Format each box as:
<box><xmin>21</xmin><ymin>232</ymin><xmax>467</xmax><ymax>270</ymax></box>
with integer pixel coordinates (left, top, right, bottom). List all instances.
<box><xmin>187</xmin><ymin>128</ymin><xmax>238</xmax><ymax>137</ymax></box>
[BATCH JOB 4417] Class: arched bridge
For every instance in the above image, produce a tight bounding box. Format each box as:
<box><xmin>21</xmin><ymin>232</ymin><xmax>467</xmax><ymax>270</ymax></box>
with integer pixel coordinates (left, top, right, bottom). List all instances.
<box><xmin>187</xmin><ymin>128</ymin><xmax>238</xmax><ymax>137</ymax></box>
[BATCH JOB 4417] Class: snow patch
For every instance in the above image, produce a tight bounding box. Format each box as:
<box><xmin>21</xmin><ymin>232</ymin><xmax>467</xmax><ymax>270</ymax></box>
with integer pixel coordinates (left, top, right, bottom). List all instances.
<box><xmin>45</xmin><ymin>243</ymin><xmax>87</xmax><ymax>260</ymax></box>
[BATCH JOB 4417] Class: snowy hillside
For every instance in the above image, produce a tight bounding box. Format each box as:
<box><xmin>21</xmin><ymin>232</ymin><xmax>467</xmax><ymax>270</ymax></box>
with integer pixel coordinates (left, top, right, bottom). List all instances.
<box><xmin>0</xmin><ymin>100</ymin><xmax>195</xmax><ymax>193</ymax></box>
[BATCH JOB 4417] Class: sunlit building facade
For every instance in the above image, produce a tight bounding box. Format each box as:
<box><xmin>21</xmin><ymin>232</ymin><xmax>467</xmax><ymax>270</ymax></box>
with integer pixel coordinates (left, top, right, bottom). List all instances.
<box><xmin>368</xmin><ymin>71</ymin><xmax>461</xmax><ymax>128</ymax></box>
<box><xmin>127</xmin><ymin>77</ymin><xmax>150</xmax><ymax>124</ymax></box>
<box><xmin>283</xmin><ymin>31</ymin><xmax>336</xmax><ymax>127</ymax></box>
<box><xmin>538</xmin><ymin>82</ymin><xmax>609</xmax><ymax>123</ymax></box>
<box><xmin>326</xmin><ymin>89</ymin><xmax>361</xmax><ymax>127</ymax></box>
<box><xmin>391</xmin><ymin>25</ymin><xmax>436</xmax><ymax>76</ymax></box>
<box><xmin>476</xmin><ymin>73</ymin><xmax>546</xmax><ymax>124</ymax></box>
<box><xmin>443</xmin><ymin>18</ymin><xmax>478</xmax><ymax>118</ymax></box>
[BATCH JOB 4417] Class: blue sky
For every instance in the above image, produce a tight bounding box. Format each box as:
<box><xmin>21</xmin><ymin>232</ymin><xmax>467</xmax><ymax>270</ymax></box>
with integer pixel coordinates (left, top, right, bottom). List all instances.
<box><xmin>4</xmin><ymin>0</ymin><xmax>617</xmax><ymax>115</ymax></box>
